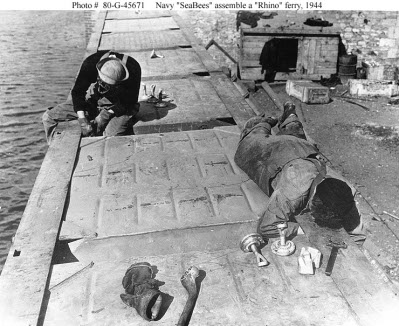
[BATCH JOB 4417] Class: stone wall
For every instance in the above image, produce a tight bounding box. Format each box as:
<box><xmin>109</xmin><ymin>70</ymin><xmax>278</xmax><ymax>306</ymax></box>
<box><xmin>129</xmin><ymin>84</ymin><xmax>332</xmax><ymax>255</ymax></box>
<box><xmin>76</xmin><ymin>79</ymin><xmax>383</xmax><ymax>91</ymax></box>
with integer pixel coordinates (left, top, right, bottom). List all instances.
<box><xmin>180</xmin><ymin>10</ymin><xmax>399</xmax><ymax>79</ymax></box>
<box><xmin>318</xmin><ymin>11</ymin><xmax>399</xmax><ymax>78</ymax></box>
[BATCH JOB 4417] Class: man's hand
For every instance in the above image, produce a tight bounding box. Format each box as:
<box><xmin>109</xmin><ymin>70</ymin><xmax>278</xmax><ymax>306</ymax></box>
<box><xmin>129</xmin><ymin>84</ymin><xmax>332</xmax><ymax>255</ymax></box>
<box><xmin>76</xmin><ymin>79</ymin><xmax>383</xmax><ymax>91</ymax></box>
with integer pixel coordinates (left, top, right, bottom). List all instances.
<box><xmin>94</xmin><ymin>109</ymin><xmax>113</xmax><ymax>135</ymax></box>
<box><xmin>77</xmin><ymin>117</ymin><xmax>93</xmax><ymax>137</ymax></box>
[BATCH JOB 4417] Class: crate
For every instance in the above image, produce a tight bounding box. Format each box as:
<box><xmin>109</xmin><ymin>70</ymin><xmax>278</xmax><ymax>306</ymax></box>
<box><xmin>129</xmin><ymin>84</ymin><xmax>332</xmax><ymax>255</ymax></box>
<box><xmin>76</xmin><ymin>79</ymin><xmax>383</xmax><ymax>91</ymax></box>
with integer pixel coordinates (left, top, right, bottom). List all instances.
<box><xmin>349</xmin><ymin>79</ymin><xmax>399</xmax><ymax>97</ymax></box>
<box><xmin>286</xmin><ymin>80</ymin><xmax>330</xmax><ymax>104</ymax></box>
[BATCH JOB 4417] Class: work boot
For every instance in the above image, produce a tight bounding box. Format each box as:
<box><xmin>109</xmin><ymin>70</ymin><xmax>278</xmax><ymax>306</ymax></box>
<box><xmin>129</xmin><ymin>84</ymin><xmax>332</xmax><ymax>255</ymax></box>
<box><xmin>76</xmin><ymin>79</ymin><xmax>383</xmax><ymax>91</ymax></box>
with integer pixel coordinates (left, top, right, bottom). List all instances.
<box><xmin>121</xmin><ymin>262</ymin><xmax>163</xmax><ymax>321</ymax></box>
<box><xmin>279</xmin><ymin>101</ymin><xmax>297</xmax><ymax>125</ymax></box>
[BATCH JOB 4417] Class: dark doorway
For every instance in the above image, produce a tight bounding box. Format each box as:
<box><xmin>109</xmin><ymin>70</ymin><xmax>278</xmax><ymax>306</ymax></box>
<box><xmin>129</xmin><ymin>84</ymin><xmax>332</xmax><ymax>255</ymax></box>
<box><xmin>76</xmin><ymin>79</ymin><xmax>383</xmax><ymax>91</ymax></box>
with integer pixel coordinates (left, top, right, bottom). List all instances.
<box><xmin>276</xmin><ymin>38</ymin><xmax>298</xmax><ymax>72</ymax></box>
<box><xmin>259</xmin><ymin>38</ymin><xmax>298</xmax><ymax>82</ymax></box>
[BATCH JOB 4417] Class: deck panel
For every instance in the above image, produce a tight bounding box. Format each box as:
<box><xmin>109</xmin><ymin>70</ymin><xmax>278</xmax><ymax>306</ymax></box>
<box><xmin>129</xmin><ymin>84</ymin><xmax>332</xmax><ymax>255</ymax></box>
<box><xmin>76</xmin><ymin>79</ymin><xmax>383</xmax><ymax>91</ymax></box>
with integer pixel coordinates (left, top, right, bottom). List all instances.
<box><xmin>99</xmin><ymin>30</ymin><xmax>190</xmax><ymax>51</ymax></box>
<box><xmin>45</xmin><ymin>244</ymin><xmax>359</xmax><ymax>326</ymax></box>
<box><xmin>134</xmin><ymin>77</ymin><xmax>233</xmax><ymax>133</ymax></box>
<box><xmin>125</xmin><ymin>48</ymin><xmax>207</xmax><ymax>78</ymax></box>
<box><xmin>106</xmin><ymin>10</ymin><xmax>171</xmax><ymax>20</ymax></box>
<box><xmin>103</xmin><ymin>17</ymin><xmax>179</xmax><ymax>33</ymax></box>
<box><xmin>60</xmin><ymin>127</ymin><xmax>268</xmax><ymax>239</ymax></box>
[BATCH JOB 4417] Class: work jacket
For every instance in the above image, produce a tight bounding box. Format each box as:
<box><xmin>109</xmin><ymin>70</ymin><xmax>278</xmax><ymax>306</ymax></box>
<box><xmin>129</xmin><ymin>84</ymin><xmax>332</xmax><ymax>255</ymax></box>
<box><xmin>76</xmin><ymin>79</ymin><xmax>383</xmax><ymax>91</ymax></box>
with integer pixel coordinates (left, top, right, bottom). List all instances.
<box><xmin>234</xmin><ymin>128</ymin><xmax>320</xmax><ymax>197</ymax></box>
<box><xmin>71</xmin><ymin>50</ymin><xmax>141</xmax><ymax>116</ymax></box>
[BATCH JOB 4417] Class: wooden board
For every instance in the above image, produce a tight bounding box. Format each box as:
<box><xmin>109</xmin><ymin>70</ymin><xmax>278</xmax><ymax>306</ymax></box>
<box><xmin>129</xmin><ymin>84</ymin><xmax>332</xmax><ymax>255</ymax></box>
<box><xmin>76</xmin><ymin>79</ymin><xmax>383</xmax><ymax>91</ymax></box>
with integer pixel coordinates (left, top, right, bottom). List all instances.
<box><xmin>209</xmin><ymin>75</ymin><xmax>255</xmax><ymax>129</ymax></box>
<box><xmin>171</xmin><ymin>11</ymin><xmax>221</xmax><ymax>73</ymax></box>
<box><xmin>0</xmin><ymin>121</ymin><xmax>81</xmax><ymax>325</ymax></box>
<box><xmin>240</xmin><ymin>67</ymin><xmax>265</xmax><ymax>81</ymax></box>
<box><xmin>241</xmin><ymin>28</ymin><xmax>341</xmax><ymax>36</ymax></box>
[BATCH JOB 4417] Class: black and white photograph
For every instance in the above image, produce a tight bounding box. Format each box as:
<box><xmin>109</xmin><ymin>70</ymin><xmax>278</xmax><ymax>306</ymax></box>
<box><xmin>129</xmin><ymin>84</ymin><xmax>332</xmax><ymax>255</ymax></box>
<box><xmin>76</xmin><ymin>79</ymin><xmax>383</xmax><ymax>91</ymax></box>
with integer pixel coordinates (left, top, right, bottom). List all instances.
<box><xmin>0</xmin><ymin>2</ymin><xmax>398</xmax><ymax>325</ymax></box>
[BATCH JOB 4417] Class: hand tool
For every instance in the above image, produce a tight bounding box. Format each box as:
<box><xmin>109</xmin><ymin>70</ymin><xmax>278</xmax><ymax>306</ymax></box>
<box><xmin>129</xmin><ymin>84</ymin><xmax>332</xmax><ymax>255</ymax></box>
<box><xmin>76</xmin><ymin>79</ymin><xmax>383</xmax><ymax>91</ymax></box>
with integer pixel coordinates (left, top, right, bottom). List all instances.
<box><xmin>325</xmin><ymin>240</ymin><xmax>347</xmax><ymax>276</ymax></box>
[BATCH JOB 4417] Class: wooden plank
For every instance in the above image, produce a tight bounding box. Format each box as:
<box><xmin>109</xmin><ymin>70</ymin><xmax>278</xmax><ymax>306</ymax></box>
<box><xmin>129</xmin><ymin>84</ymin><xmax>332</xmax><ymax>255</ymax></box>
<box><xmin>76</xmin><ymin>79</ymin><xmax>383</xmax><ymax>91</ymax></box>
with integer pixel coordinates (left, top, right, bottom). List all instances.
<box><xmin>315</xmin><ymin>62</ymin><xmax>338</xmax><ymax>68</ymax></box>
<box><xmin>242</xmin><ymin>28</ymin><xmax>341</xmax><ymax>36</ymax></box>
<box><xmin>307</xmin><ymin>38</ymin><xmax>317</xmax><ymax>74</ymax></box>
<box><xmin>242</xmin><ymin>55</ymin><xmax>262</xmax><ymax>65</ymax></box>
<box><xmin>242</xmin><ymin>46</ymin><xmax>338</xmax><ymax>59</ymax></box>
<box><xmin>296</xmin><ymin>38</ymin><xmax>304</xmax><ymax>72</ymax></box>
<box><xmin>241</xmin><ymin>59</ymin><xmax>261</xmax><ymax>67</ymax></box>
<box><xmin>320</xmin><ymin>45</ymin><xmax>340</xmax><ymax>52</ymax></box>
<box><xmin>242</xmin><ymin>53</ymin><xmax>337</xmax><ymax>66</ymax></box>
<box><xmin>242</xmin><ymin>35</ymin><xmax>339</xmax><ymax>46</ymax></box>
<box><xmin>314</xmin><ymin>39</ymin><xmax>321</xmax><ymax>68</ymax></box>
<box><xmin>210</xmin><ymin>75</ymin><xmax>255</xmax><ymax>129</ymax></box>
<box><xmin>171</xmin><ymin>11</ymin><xmax>221</xmax><ymax>73</ymax></box>
<box><xmin>275</xmin><ymin>72</ymin><xmax>331</xmax><ymax>80</ymax></box>
<box><xmin>302</xmin><ymin>39</ymin><xmax>310</xmax><ymax>73</ymax></box>
<box><xmin>261</xmin><ymin>81</ymin><xmax>285</xmax><ymax>110</ymax></box>
<box><xmin>296</xmin><ymin>212</ymin><xmax>399</xmax><ymax>326</ymax></box>
<box><xmin>0</xmin><ymin>121</ymin><xmax>81</xmax><ymax>326</ymax></box>
<box><xmin>240</xmin><ymin>67</ymin><xmax>264</xmax><ymax>80</ymax></box>
<box><xmin>242</xmin><ymin>47</ymin><xmax>263</xmax><ymax>55</ymax></box>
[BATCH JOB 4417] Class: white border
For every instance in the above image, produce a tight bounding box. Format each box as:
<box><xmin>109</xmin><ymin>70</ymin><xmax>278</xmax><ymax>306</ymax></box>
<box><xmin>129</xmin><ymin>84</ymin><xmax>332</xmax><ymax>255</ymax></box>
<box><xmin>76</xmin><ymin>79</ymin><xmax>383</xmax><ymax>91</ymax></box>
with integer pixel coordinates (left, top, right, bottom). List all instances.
<box><xmin>2</xmin><ymin>0</ymin><xmax>398</xmax><ymax>11</ymax></box>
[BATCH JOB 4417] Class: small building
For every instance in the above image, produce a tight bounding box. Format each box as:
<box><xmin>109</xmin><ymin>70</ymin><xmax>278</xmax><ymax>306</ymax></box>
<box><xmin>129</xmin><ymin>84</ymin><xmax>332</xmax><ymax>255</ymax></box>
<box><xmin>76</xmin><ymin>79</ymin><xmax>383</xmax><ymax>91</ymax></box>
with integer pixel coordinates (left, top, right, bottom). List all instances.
<box><xmin>238</xmin><ymin>13</ymin><xmax>342</xmax><ymax>81</ymax></box>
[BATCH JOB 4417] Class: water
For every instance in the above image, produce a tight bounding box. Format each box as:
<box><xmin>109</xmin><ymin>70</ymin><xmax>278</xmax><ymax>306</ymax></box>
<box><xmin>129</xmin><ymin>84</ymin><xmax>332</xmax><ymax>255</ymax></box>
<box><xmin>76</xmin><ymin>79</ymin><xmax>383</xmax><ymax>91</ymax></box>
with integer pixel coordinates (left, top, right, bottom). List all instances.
<box><xmin>0</xmin><ymin>11</ymin><xmax>90</xmax><ymax>273</ymax></box>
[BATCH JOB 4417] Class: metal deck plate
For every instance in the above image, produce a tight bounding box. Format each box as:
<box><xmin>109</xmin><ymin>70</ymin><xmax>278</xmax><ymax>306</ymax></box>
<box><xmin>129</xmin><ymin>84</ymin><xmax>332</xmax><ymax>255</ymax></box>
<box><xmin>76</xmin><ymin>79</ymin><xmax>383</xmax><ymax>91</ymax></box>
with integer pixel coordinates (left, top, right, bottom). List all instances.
<box><xmin>45</xmin><ymin>245</ymin><xmax>361</xmax><ymax>326</ymax></box>
<box><xmin>99</xmin><ymin>30</ymin><xmax>190</xmax><ymax>51</ymax></box>
<box><xmin>126</xmin><ymin>48</ymin><xmax>207</xmax><ymax>78</ymax></box>
<box><xmin>106</xmin><ymin>10</ymin><xmax>171</xmax><ymax>20</ymax></box>
<box><xmin>103</xmin><ymin>17</ymin><xmax>179</xmax><ymax>33</ymax></box>
<box><xmin>134</xmin><ymin>77</ymin><xmax>232</xmax><ymax>133</ymax></box>
<box><xmin>60</xmin><ymin>127</ymin><xmax>269</xmax><ymax>240</ymax></box>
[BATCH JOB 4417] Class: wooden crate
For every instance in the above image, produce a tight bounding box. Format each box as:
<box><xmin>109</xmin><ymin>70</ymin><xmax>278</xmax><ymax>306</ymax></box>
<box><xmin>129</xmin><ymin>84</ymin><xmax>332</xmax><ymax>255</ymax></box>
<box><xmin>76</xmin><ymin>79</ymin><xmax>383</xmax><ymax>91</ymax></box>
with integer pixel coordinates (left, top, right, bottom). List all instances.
<box><xmin>349</xmin><ymin>79</ymin><xmax>399</xmax><ymax>97</ymax></box>
<box><xmin>239</xmin><ymin>27</ymin><xmax>340</xmax><ymax>81</ymax></box>
<box><xmin>286</xmin><ymin>80</ymin><xmax>330</xmax><ymax>104</ymax></box>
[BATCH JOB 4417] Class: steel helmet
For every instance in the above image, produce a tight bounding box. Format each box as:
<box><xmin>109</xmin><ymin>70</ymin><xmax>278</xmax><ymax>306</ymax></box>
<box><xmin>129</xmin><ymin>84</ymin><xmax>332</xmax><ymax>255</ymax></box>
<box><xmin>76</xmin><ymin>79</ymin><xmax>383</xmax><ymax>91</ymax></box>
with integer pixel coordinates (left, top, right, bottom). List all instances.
<box><xmin>96</xmin><ymin>57</ymin><xmax>129</xmax><ymax>85</ymax></box>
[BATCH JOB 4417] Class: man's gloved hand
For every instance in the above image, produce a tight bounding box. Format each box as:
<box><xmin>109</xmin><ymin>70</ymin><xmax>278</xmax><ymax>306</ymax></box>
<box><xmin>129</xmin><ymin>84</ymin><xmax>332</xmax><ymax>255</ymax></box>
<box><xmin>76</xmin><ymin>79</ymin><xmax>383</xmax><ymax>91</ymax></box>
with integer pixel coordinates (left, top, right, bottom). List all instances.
<box><xmin>77</xmin><ymin>117</ymin><xmax>93</xmax><ymax>137</ymax></box>
<box><xmin>94</xmin><ymin>109</ymin><xmax>113</xmax><ymax>135</ymax></box>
